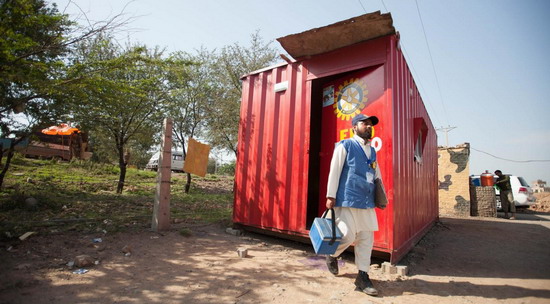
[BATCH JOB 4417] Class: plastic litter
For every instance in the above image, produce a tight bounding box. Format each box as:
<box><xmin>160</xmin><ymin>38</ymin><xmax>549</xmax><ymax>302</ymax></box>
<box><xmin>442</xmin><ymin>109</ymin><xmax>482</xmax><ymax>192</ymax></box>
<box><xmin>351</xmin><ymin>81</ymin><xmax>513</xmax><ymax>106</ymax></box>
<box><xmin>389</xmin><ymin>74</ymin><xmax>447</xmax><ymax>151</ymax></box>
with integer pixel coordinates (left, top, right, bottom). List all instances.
<box><xmin>19</xmin><ymin>231</ymin><xmax>36</xmax><ymax>241</ymax></box>
<box><xmin>72</xmin><ymin>268</ymin><xmax>89</xmax><ymax>274</ymax></box>
<box><xmin>92</xmin><ymin>238</ymin><xmax>102</xmax><ymax>243</ymax></box>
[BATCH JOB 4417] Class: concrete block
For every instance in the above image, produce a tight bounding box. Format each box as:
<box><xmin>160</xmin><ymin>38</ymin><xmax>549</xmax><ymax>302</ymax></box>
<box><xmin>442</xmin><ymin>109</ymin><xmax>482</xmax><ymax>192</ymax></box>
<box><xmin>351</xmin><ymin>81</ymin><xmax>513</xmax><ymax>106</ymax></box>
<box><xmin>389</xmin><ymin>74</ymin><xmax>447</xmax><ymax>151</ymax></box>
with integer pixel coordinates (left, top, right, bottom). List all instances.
<box><xmin>396</xmin><ymin>265</ymin><xmax>408</xmax><ymax>276</ymax></box>
<box><xmin>237</xmin><ymin>247</ymin><xmax>248</xmax><ymax>258</ymax></box>
<box><xmin>382</xmin><ymin>262</ymin><xmax>397</xmax><ymax>274</ymax></box>
<box><xmin>225</xmin><ymin>228</ymin><xmax>242</xmax><ymax>236</ymax></box>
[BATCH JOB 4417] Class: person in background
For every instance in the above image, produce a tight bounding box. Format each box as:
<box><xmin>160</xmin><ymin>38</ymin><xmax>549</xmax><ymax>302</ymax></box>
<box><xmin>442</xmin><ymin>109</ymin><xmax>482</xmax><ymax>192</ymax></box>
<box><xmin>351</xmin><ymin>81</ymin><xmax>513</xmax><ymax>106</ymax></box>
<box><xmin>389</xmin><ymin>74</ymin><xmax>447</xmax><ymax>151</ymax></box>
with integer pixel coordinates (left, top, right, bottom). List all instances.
<box><xmin>325</xmin><ymin>113</ymin><xmax>387</xmax><ymax>297</ymax></box>
<box><xmin>495</xmin><ymin>170</ymin><xmax>516</xmax><ymax>220</ymax></box>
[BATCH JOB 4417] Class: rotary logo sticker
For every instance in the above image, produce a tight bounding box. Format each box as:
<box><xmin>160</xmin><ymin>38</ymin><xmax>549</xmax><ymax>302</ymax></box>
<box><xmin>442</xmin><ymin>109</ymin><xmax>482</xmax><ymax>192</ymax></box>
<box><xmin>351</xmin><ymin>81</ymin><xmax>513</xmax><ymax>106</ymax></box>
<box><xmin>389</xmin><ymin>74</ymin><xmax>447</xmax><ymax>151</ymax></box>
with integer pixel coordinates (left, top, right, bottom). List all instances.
<box><xmin>333</xmin><ymin>78</ymin><xmax>368</xmax><ymax>121</ymax></box>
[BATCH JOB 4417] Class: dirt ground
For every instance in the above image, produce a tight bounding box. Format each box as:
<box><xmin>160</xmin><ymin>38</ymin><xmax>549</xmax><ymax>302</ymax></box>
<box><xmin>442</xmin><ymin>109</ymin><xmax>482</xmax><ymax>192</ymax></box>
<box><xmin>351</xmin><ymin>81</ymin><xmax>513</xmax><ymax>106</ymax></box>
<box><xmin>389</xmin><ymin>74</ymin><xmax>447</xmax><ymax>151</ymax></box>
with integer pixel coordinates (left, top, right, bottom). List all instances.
<box><xmin>1</xmin><ymin>196</ymin><xmax>549</xmax><ymax>304</ymax></box>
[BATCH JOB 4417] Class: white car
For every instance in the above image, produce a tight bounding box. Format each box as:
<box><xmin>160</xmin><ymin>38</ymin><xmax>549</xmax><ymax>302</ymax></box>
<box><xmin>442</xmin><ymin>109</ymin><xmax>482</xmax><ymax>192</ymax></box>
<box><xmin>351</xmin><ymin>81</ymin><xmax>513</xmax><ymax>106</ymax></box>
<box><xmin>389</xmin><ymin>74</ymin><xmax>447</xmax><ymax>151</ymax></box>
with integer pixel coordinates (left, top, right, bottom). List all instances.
<box><xmin>470</xmin><ymin>175</ymin><xmax>536</xmax><ymax>209</ymax></box>
<box><xmin>145</xmin><ymin>151</ymin><xmax>185</xmax><ymax>172</ymax></box>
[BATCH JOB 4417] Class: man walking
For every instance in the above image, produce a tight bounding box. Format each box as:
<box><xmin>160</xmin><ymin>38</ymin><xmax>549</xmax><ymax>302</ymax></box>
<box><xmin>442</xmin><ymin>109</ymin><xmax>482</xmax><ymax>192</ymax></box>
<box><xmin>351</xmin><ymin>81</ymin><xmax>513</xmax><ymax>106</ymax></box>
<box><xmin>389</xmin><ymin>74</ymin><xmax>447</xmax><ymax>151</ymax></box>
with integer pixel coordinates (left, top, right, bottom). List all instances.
<box><xmin>325</xmin><ymin>113</ymin><xmax>387</xmax><ymax>296</ymax></box>
<box><xmin>495</xmin><ymin>170</ymin><xmax>516</xmax><ymax>219</ymax></box>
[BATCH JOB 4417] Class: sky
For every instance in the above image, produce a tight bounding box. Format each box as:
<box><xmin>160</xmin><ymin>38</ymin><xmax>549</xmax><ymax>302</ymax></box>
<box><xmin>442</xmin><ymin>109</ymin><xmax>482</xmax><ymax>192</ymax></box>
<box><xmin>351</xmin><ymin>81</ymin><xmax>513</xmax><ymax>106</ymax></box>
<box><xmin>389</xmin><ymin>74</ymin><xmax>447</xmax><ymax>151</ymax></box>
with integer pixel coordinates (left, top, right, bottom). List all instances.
<box><xmin>51</xmin><ymin>0</ymin><xmax>550</xmax><ymax>184</ymax></box>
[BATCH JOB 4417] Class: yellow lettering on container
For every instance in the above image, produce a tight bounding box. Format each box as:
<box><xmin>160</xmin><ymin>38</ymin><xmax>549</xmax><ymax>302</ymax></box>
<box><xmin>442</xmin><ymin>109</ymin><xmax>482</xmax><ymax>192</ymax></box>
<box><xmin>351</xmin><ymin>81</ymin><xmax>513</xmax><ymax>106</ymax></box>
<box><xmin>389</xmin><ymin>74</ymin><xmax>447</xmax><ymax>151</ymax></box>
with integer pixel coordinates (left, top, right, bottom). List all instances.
<box><xmin>339</xmin><ymin>128</ymin><xmax>355</xmax><ymax>141</ymax></box>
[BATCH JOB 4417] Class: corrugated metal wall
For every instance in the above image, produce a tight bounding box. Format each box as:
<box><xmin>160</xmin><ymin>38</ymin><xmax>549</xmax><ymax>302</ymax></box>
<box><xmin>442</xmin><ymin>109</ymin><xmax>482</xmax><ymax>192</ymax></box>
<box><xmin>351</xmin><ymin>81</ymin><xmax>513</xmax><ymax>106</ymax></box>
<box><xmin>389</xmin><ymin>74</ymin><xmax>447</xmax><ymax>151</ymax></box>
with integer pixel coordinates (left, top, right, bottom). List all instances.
<box><xmin>387</xmin><ymin>36</ymin><xmax>439</xmax><ymax>261</ymax></box>
<box><xmin>234</xmin><ymin>62</ymin><xmax>311</xmax><ymax>234</ymax></box>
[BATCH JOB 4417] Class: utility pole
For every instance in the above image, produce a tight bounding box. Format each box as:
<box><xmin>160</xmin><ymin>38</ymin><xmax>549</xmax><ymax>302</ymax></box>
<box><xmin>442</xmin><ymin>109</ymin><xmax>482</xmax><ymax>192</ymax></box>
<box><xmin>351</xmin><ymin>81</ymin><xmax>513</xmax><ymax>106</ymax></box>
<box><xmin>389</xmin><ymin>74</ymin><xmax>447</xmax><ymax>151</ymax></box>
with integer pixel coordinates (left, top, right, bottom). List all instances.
<box><xmin>436</xmin><ymin>126</ymin><xmax>456</xmax><ymax>147</ymax></box>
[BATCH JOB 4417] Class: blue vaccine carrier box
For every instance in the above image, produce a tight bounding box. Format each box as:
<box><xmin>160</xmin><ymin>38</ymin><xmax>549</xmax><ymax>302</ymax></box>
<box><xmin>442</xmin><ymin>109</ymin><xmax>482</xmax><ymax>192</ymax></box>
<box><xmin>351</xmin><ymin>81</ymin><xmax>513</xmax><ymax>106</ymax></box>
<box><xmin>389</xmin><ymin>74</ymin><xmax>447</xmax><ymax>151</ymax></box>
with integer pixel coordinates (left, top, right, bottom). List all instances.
<box><xmin>309</xmin><ymin>215</ymin><xmax>342</xmax><ymax>255</ymax></box>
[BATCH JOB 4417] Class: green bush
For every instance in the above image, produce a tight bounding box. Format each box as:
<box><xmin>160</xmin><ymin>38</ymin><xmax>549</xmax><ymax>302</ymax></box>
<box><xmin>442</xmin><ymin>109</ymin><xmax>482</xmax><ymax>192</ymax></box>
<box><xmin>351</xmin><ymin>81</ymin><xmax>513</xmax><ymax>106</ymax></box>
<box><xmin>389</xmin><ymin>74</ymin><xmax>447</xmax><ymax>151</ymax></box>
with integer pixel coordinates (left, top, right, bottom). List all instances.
<box><xmin>218</xmin><ymin>162</ymin><xmax>235</xmax><ymax>176</ymax></box>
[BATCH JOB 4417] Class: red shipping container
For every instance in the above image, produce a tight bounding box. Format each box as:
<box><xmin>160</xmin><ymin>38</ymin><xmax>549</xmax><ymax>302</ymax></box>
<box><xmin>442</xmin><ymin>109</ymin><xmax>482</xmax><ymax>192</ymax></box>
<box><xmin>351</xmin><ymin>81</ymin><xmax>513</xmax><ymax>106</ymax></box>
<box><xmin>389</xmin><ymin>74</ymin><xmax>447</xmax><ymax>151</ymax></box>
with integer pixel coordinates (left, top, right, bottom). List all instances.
<box><xmin>233</xmin><ymin>12</ymin><xmax>438</xmax><ymax>263</ymax></box>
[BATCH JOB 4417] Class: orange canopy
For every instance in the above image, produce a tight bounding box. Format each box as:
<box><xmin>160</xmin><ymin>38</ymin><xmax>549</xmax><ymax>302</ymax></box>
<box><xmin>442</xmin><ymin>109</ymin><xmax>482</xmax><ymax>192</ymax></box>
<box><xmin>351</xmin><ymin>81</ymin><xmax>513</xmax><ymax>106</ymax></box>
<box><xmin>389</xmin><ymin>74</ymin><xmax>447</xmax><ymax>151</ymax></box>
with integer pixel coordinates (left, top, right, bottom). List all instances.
<box><xmin>41</xmin><ymin>124</ymin><xmax>80</xmax><ymax>136</ymax></box>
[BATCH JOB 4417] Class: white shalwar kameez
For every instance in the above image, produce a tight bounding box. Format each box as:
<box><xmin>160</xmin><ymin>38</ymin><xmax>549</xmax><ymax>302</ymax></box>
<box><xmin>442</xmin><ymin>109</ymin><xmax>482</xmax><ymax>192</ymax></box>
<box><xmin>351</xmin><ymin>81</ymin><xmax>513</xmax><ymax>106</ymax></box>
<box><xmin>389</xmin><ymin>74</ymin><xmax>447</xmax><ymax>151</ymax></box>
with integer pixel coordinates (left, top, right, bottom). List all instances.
<box><xmin>326</xmin><ymin>135</ymin><xmax>381</xmax><ymax>273</ymax></box>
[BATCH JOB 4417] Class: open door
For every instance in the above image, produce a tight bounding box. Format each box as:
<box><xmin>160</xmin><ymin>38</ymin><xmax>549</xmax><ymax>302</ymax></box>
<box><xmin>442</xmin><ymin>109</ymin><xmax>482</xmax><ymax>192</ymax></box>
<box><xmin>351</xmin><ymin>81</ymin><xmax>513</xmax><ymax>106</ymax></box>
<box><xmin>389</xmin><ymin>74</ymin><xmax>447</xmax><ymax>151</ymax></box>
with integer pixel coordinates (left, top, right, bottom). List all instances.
<box><xmin>307</xmin><ymin>66</ymin><xmax>386</xmax><ymax>227</ymax></box>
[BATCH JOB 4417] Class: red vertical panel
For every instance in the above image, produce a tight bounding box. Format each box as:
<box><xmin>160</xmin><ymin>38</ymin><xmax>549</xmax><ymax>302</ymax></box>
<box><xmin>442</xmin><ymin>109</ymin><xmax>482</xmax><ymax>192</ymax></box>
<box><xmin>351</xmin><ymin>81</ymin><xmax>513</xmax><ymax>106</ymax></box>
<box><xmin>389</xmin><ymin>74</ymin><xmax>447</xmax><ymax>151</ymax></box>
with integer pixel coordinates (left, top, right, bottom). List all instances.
<box><xmin>271</xmin><ymin>67</ymin><xmax>284</xmax><ymax>230</ymax></box>
<box><xmin>237</xmin><ymin>74</ymin><xmax>260</xmax><ymax>225</ymax></box>
<box><xmin>278</xmin><ymin>69</ymin><xmax>292</xmax><ymax>230</ymax></box>
<box><xmin>297</xmin><ymin>68</ymin><xmax>311</xmax><ymax>233</ymax></box>
<box><xmin>388</xmin><ymin>36</ymin><xmax>438</xmax><ymax>262</ymax></box>
<box><xmin>260</xmin><ymin>69</ymin><xmax>276</xmax><ymax>228</ymax></box>
<box><xmin>250</xmin><ymin>74</ymin><xmax>267</xmax><ymax>227</ymax></box>
<box><xmin>393</xmin><ymin>39</ymin><xmax>409</xmax><ymax>252</ymax></box>
<box><xmin>233</xmin><ymin>75</ymin><xmax>252</xmax><ymax>224</ymax></box>
<box><xmin>377</xmin><ymin>38</ymin><xmax>395</xmax><ymax>253</ymax></box>
<box><xmin>287</xmin><ymin>65</ymin><xmax>298</xmax><ymax>232</ymax></box>
<box><xmin>286</xmin><ymin>63</ymin><xmax>303</xmax><ymax>233</ymax></box>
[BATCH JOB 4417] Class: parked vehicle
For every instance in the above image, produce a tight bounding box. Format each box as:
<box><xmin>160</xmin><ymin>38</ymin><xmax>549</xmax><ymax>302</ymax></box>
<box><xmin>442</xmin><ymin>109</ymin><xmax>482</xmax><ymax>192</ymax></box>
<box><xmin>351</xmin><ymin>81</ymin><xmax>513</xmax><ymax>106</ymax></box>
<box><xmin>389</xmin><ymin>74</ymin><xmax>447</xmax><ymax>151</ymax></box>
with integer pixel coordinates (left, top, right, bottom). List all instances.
<box><xmin>145</xmin><ymin>151</ymin><xmax>184</xmax><ymax>172</ymax></box>
<box><xmin>471</xmin><ymin>174</ymin><xmax>536</xmax><ymax>209</ymax></box>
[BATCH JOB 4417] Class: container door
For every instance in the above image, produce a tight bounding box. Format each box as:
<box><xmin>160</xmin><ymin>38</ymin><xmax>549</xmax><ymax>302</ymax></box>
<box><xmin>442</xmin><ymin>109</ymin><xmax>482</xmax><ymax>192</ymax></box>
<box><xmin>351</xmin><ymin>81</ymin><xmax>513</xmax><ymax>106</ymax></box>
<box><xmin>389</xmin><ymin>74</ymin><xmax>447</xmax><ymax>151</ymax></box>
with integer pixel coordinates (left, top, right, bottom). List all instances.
<box><xmin>318</xmin><ymin>65</ymin><xmax>386</xmax><ymax>213</ymax></box>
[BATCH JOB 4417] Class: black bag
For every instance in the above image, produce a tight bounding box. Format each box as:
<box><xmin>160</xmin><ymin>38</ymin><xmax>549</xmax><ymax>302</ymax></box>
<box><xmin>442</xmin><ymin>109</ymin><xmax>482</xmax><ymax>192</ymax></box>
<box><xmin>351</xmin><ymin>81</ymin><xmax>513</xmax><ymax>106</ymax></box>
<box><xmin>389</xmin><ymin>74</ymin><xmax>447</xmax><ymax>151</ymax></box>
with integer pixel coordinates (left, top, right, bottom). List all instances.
<box><xmin>375</xmin><ymin>178</ymin><xmax>388</xmax><ymax>209</ymax></box>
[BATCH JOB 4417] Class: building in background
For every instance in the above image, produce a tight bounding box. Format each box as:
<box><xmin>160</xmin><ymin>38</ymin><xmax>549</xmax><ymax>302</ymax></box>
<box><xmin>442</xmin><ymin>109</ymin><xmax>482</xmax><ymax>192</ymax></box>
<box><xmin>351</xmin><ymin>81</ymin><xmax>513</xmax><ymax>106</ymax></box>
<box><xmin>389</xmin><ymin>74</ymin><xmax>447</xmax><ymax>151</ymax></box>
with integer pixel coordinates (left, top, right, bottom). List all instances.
<box><xmin>438</xmin><ymin>143</ymin><xmax>471</xmax><ymax>217</ymax></box>
<box><xmin>532</xmin><ymin>180</ymin><xmax>549</xmax><ymax>193</ymax></box>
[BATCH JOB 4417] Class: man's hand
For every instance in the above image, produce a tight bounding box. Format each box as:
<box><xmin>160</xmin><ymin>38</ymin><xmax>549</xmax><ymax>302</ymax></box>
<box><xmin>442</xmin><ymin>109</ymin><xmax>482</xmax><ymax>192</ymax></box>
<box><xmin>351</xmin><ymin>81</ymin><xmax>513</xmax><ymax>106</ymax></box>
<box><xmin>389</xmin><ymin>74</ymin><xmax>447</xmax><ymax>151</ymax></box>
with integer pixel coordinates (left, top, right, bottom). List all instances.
<box><xmin>326</xmin><ymin>197</ymin><xmax>335</xmax><ymax>209</ymax></box>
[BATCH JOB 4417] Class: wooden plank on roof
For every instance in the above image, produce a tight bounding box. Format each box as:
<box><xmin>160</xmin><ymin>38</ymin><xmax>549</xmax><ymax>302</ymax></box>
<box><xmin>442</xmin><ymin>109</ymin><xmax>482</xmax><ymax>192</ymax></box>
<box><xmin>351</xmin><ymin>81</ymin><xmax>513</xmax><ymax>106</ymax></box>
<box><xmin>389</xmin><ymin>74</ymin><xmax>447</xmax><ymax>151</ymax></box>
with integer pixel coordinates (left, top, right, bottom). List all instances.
<box><xmin>277</xmin><ymin>11</ymin><xmax>395</xmax><ymax>59</ymax></box>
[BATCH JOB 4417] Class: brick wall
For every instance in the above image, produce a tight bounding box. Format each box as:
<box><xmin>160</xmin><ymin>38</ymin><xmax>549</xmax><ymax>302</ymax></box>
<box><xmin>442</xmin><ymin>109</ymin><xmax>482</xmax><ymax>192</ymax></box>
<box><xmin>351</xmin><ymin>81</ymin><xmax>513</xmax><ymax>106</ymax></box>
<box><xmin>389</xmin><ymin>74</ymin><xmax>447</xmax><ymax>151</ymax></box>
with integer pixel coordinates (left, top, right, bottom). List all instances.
<box><xmin>438</xmin><ymin>143</ymin><xmax>471</xmax><ymax>217</ymax></box>
<box><xmin>470</xmin><ymin>186</ymin><xmax>497</xmax><ymax>217</ymax></box>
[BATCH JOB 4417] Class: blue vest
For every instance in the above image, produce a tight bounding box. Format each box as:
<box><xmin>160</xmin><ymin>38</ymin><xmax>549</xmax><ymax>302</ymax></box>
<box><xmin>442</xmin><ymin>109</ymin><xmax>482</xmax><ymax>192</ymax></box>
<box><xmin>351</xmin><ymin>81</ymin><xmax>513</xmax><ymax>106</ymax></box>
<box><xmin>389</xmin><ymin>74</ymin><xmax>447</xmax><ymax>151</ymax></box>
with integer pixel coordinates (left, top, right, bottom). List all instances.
<box><xmin>335</xmin><ymin>139</ymin><xmax>376</xmax><ymax>209</ymax></box>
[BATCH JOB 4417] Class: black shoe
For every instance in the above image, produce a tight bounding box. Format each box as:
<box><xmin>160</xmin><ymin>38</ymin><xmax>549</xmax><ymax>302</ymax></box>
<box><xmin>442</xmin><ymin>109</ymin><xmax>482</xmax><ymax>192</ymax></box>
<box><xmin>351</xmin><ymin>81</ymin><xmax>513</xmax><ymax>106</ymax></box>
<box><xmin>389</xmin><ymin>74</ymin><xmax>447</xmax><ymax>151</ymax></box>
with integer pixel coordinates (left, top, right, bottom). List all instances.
<box><xmin>326</xmin><ymin>256</ymin><xmax>338</xmax><ymax>275</ymax></box>
<box><xmin>354</xmin><ymin>271</ymin><xmax>378</xmax><ymax>296</ymax></box>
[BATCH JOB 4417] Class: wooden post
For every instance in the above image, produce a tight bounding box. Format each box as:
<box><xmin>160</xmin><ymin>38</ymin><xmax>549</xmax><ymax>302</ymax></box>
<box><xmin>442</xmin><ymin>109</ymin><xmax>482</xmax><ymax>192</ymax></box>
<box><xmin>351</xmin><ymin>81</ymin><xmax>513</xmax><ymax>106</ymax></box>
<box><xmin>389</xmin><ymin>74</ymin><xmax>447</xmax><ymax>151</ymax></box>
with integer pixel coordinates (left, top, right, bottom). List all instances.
<box><xmin>152</xmin><ymin>118</ymin><xmax>172</xmax><ymax>231</ymax></box>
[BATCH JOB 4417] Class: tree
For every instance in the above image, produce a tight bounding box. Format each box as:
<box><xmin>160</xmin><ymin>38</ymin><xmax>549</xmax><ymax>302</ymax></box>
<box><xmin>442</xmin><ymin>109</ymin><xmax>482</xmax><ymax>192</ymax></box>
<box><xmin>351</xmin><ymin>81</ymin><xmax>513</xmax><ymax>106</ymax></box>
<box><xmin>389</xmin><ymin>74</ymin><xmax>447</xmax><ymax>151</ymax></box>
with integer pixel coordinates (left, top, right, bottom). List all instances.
<box><xmin>0</xmin><ymin>0</ymin><xmax>72</xmax><ymax>186</ymax></box>
<box><xmin>86</xmin><ymin>120</ymin><xmax>159</xmax><ymax>169</ymax></box>
<box><xmin>69</xmin><ymin>36</ymin><xmax>188</xmax><ymax>193</ymax></box>
<box><xmin>167</xmin><ymin>49</ymin><xmax>213</xmax><ymax>193</ymax></box>
<box><xmin>206</xmin><ymin>31</ymin><xmax>279</xmax><ymax>156</ymax></box>
<box><xmin>0</xmin><ymin>0</ymin><xmax>126</xmax><ymax>188</ymax></box>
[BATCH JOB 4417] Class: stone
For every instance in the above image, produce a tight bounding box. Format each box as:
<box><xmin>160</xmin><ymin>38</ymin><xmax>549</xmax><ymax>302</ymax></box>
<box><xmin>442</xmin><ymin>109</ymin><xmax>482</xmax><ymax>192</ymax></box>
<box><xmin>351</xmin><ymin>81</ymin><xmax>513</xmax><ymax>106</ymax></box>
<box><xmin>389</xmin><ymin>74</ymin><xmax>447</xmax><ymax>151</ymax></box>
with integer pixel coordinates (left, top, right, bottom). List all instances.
<box><xmin>94</xmin><ymin>244</ymin><xmax>107</xmax><ymax>252</ymax></box>
<box><xmin>15</xmin><ymin>263</ymin><xmax>32</xmax><ymax>270</ymax></box>
<box><xmin>122</xmin><ymin>245</ymin><xmax>132</xmax><ymax>254</ymax></box>
<box><xmin>24</xmin><ymin>197</ymin><xmax>38</xmax><ymax>209</ymax></box>
<box><xmin>74</xmin><ymin>255</ymin><xmax>94</xmax><ymax>267</ymax></box>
